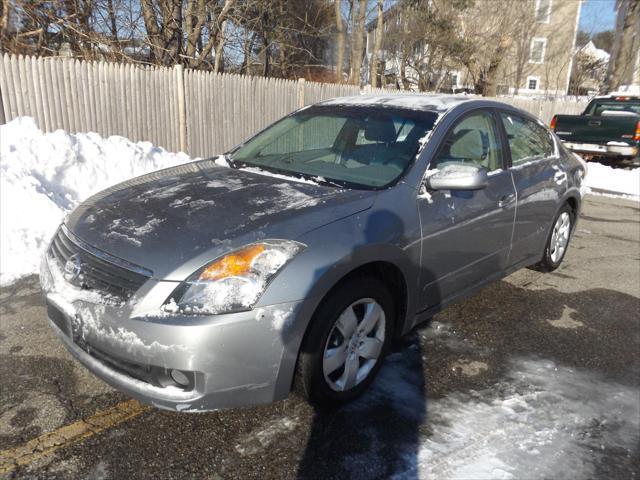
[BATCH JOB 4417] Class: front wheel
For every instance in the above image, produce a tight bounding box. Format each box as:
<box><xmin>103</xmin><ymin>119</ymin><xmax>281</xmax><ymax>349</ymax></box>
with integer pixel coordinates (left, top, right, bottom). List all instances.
<box><xmin>530</xmin><ymin>204</ymin><xmax>574</xmax><ymax>272</ymax></box>
<box><xmin>294</xmin><ymin>277</ymin><xmax>394</xmax><ymax>408</ymax></box>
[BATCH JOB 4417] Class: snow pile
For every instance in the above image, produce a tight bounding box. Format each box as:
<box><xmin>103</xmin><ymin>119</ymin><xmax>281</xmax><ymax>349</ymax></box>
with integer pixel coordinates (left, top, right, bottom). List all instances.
<box><xmin>584</xmin><ymin>161</ymin><xmax>640</xmax><ymax>199</ymax></box>
<box><xmin>0</xmin><ymin>117</ymin><xmax>191</xmax><ymax>285</ymax></box>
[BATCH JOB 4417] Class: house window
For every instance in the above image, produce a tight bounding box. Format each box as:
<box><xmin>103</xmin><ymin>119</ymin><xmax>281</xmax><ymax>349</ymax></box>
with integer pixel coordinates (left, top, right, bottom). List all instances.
<box><xmin>450</xmin><ymin>72</ymin><xmax>459</xmax><ymax>88</ymax></box>
<box><xmin>527</xmin><ymin>76</ymin><xmax>539</xmax><ymax>90</ymax></box>
<box><xmin>529</xmin><ymin>38</ymin><xmax>546</xmax><ymax>64</ymax></box>
<box><xmin>535</xmin><ymin>0</ymin><xmax>552</xmax><ymax>23</ymax></box>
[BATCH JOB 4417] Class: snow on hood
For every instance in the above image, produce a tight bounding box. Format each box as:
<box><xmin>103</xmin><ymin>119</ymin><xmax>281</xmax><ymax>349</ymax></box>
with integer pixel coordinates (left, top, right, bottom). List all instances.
<box><xmin>66</xmin><ymin>159</ymin><xmax>375</xmax><ymax>280</ymax></box>
<box><xmin>0</xmin><ymin>117</ymin><xmax>191</xmax><ymax>285</ymax></box>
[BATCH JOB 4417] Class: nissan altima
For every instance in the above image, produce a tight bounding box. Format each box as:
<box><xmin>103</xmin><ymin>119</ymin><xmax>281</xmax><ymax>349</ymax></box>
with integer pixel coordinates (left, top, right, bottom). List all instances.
<box><xmin>40</xmin><ymin>95</ymin><xmax>586</xmax><ymax>411</ymax></box>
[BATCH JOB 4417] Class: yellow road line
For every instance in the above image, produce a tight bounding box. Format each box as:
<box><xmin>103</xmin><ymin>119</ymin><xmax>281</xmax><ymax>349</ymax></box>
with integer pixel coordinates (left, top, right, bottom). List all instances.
<box><xmin>0</xmin><ymin>399</ymin><xmax>150</xmax><ymax>474</ymax></box>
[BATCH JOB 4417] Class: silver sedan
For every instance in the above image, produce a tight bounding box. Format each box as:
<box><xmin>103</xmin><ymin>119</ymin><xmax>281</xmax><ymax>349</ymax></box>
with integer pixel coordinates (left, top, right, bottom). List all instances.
<box><xmin>40</xmin><ymin>95</ymin><xmax>586</xmax><ymax>411</ymax></box>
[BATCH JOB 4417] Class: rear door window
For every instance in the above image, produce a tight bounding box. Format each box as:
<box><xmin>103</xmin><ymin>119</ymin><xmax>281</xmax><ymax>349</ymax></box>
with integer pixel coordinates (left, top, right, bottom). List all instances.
<box><xmin>500</xmin><ymin>113</ymin><xmax>554</xmax><ymax>165</ymax></box>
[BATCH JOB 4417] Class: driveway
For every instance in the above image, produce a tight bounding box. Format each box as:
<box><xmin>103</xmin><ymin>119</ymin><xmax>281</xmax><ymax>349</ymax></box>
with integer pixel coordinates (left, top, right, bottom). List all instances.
<box><xmin>1</xmin><ymin>194</ymin><xmax>638</xmax><ymax>479</ymax></box>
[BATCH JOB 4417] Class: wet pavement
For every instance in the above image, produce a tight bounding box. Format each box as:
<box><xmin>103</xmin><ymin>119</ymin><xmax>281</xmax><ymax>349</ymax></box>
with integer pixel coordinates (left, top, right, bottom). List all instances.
<box><xmin>1</xmin><ymin>194</ymin><xmax>639</xmax><ymax>479</ymax></box>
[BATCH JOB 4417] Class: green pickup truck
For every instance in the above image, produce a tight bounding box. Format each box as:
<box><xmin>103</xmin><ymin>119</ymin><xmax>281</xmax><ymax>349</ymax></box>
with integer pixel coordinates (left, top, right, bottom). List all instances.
<box><xmin>551</xmin><ymin>96</ymin><xmax>640</xmax><ymax>164</ymax></box>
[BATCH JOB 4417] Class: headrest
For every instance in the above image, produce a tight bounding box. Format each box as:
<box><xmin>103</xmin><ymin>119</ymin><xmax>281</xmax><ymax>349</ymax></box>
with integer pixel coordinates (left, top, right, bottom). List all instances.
<box><xmin>364</xmin><ymin>117</ymin><xmax>397</xmax><ymax>143</ymax></box>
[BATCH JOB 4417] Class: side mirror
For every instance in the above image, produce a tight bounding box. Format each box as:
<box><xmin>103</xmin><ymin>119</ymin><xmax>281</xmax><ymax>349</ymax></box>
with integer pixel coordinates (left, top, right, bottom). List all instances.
<box><xmin>426</xmin><ymin>164</ymin><xmax>489</xmax><ymax>191</ymax></box>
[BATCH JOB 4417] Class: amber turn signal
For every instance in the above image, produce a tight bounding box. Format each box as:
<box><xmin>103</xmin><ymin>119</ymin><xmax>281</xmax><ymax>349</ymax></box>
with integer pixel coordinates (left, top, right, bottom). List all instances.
<box><xmin>199</xmin><ymin>244</ymin><xmax>266</xmax><ymax>281</ymax></box>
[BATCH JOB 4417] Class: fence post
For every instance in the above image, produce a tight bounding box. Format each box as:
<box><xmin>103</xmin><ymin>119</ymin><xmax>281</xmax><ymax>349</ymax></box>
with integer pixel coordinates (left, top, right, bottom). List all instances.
<box><xmin>174</xmin><ymin>64</ymin><xmax>187</xmax><ymax>152</ymax></box>
<box><xmin>297</xmin><ymin>78</ymin><xmax>306</xmax><ymax>108</ymax></box>
<box><xmin>0</xmin><ymin>90</ymin><xmax>5</xmax><ymax>125</ymax></box>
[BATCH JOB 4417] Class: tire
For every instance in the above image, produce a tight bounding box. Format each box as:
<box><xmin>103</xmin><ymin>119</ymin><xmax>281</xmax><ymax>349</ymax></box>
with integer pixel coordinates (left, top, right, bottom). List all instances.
<box><xmin>529</xmin><ymin>203</ymin><xmax>575</xmax><ymax>273</ymax></box>
<box><xmin>294</xmin><ymin>276</ymin><xmax>395</xmax><ymax>409</ymax></box>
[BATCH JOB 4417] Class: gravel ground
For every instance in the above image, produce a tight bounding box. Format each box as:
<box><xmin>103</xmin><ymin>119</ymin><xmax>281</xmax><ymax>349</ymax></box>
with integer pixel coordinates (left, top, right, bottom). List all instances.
<box><xmin>1</xmin><ymin>194</ymin><xmax>638</xmax><ymax>480</ymax></box>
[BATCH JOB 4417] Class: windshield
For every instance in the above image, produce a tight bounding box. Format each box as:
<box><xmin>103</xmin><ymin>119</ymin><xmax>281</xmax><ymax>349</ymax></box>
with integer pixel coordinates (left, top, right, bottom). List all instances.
<box><xmin>230</xmin><ymin>106</ymin><xmax>438</xmax><ymax>188</ymax></box>
<box><xmin>586</xmin><ymin>100</ymin><xmax>640</xmax><ymax>116</ymax></box>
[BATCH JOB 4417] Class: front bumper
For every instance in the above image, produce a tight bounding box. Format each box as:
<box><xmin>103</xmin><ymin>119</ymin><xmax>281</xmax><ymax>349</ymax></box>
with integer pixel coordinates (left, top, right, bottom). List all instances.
<box><xmin>562</xmin><ymin>141</ymin><xmax>638</xmax><ymax>157</ymax></box>
<box><xmin>41</xmin><ymin>255</ymin><xmax>311</xmax><ymax>412</ymax></box>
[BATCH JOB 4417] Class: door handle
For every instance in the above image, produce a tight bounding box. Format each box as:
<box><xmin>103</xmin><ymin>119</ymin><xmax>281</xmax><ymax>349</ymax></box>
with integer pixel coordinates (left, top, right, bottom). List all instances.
<box><xmin>498</xmin><ymin>193</ymin><xmax>516</xmax><ymax>208</ymax></box>
<box><xmin>553</xmin><ymin>171</ymin><xmax>567</xmax><ymax>184</ymax></box>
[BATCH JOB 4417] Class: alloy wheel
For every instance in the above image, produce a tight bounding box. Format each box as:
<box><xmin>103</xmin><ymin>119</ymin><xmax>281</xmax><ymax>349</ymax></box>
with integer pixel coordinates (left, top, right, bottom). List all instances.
<box><xmin>322</xmin><ymin>298</ymin><xmax>386</xmax><ymax>392</ymax></box>
<box><xmin>550</xmin><ymin>212</ymin><xmax>571</xmax><ymax>263</ymax></box>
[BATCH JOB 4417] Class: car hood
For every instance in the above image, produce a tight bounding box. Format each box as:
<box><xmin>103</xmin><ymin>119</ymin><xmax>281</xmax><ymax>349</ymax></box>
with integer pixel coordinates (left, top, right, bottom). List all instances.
<box><xmin>66</xmin><ymin>159</ymin><xmax>376</xmax><ymax>280</ymax></box>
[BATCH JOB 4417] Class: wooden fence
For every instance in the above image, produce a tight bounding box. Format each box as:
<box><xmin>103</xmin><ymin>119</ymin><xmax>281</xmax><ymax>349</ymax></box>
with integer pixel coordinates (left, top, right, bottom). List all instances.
<box><xmin>0</xmin><ymin>54</ymin><xmax>588</xmax><ymax>157</ymax></box>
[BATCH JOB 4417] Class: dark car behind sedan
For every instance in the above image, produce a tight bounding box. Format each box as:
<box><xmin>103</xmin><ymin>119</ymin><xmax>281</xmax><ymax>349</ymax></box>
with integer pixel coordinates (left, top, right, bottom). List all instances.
<box><xmin>41</xmin><ymin>95</ymin><xmax>586</xmax><ymax>411</ymax></box>
<box><xmin>551</xmin><ymin>95</ymin><xmax>640</xmax><ymax>163</ymax></box>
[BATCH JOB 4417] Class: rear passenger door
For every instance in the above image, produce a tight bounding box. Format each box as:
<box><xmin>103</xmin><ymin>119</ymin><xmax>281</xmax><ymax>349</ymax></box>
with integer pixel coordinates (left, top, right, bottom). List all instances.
<box><xmin>498</xmin><ymin>111</ymin><xmax>564</xmax><ymax>266</ymax></box>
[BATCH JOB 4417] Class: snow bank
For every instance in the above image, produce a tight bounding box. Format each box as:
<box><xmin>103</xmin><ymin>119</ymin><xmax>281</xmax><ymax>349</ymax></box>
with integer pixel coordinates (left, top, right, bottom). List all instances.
<box><xmin>584</xmin><ymin>161</ymin><xmax>640</xmax><ymax>199</ymax></box>
<box><xmin>0</xmin><ymin>117</ymin><xmax>191</xmax><ymax>286</ymax></box>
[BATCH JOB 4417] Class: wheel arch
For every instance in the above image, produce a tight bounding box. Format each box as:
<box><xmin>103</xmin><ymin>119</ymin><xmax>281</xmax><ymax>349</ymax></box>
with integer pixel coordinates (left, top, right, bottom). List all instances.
<box><xmin>308</xmin><ymin>260</ymin><xmax>410</xmax><ymax>340</ymax></box>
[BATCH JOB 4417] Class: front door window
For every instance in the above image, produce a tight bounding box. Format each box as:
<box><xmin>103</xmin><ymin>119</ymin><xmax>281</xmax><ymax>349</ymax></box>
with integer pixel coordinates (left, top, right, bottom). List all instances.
<box><xmin>430</xmin><ymin>111</ymin><xmax>504</xmax><ymax>172</ymax></box>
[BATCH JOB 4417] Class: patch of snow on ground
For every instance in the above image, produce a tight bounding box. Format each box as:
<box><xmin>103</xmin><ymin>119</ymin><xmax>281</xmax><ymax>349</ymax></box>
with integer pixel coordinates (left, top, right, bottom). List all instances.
<box><xmin>0</xmin><ymin>117</ymin><xmax>191</xmax><ymax>285</ymax></box>
<box><xmin>354</xmin><ymin>335</ymin><xmax>639</xmax><ymax>480</ymax></box>
<box><xmin>582</xmin><ymin>160</ymin><xmax>640</xmax><ymax>199</ymax></box>
<box><xmin>409</xmin><ymin>359</ymin><xmax>639</xmax><ymax>479</ymax></box>
<box><xmin>235</xmin><ymin>415</ymin><xmax>300</xmax><ymax>456</ymax></box>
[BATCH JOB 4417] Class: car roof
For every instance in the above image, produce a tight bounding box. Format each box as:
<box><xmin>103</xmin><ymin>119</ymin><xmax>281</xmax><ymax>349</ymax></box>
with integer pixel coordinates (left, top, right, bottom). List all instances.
<box><xmin>316</xmin><ymin>94</ymin><xmax>527</xmax><ymax>117</ymax></box>
<box><xmin>591</xmin><ymin>95</ymin><xmax>640</xmax><ymax>101</ymax></box>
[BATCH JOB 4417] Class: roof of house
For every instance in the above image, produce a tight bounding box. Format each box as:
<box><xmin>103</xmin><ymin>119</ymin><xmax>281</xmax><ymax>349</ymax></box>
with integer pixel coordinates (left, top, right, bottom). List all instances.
<box><xmin>576</xmin><ymin>41</ymin><xmax>610</xmax><ymax>62</ymax></box>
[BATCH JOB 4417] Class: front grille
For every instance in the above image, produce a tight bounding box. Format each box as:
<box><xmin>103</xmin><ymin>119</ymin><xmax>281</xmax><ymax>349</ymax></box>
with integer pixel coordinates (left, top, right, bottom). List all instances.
<box><xmin>76</xmin><ymin>339</ymin><xmax>195</xmax><ymax>391</ymax></box>
<box><xmin>49</xmin><ymin>225</ymin><xmax>152</xmax><ymax>300</ymax></box>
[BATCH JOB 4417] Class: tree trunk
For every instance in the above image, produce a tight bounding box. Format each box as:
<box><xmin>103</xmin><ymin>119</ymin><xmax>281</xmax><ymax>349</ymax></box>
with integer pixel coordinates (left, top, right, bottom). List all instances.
<box><xmin>193</xmin><ymin>0</ymin><xmax>236</xmax><ymax>68</ymax></box>
<box><xmin>185</xmin><ymin>0</ymin><xmax>207</xmax><ymax>67</ymax></box>
<box><xmin>349</xmin><ymin>0</ymin><xmax>366</xmax><ymax>85</ymax></box>
<box><xmin>482</xmin><ymin>62</ymin><xmax>500</xmax><ymax>97</ymax></box>
<box><xmin>479</xmin><ymin>35</ymin><xmax>511</xmax><ymax>96</ymax></box>
<box><xmin>107</xmin><ymin>0</ymin><xmax>118</xmax><ymax>43</ymax></box>
<box><xmin>213</xmin><ymin>19</ymin><xmax>227</xmax><ymax>72</ymax></box>
<box><xmin>400</xmin><ymin>54</ymin><xmax>410</xmax><ymax>90</ymax></box>
<box><xmin>335</xmin><ymin>0</ymin><xmax>345</xmax><ymax>83</ymax></box>
<box><xmin>605</xmin><ymin>0</ymin><xmax>639</xmax><ymax>92</ymax></box>
<box><xmin>262</xmin><ymin>35</ymin><xmax>270</xmax><ymax>77</ymax></box>
<box><xmin>369</xmin><ymin>0</ymin><xmax>383</xmax><ymax>88</ymax></box>
<box><xmin>241</xmin><ymin>32</ymin><xmax>255</xmax><ymax>74</ymax></box>
<box><xmin>140</xmin><ymin>0</ymin><xmax>163</xmax><ymax>63</ymax></box>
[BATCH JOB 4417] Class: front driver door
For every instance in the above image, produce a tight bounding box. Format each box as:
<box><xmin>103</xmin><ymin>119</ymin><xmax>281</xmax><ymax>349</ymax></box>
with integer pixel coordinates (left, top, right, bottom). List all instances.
<box><xmin>417</xmin><ymin>109</ymin><xmax>517</xmax><ymax>310</ymax></box>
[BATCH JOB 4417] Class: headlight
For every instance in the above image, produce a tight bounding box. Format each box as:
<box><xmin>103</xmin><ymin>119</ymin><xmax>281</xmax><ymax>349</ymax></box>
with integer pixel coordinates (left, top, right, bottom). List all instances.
<box><xmin>165</xmin><ymin>240</ymin><xmax>305</xmax><ymax>315</ymax></box>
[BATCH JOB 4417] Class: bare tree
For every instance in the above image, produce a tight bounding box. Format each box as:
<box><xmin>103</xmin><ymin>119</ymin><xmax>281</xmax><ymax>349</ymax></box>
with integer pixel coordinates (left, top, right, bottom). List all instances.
<box><xmin>382</xmin><ymin>0</ymin><xmax>469</xmax><ymax>92</ymax></box>
<box><xmin>1</xmin><ymin>0</ymin><xmax>333</xmax><ymax>81</ymax></box>
<box><xmin>458</xmin><ymin>0</ymin><xmax>525</xmax><ymax>96</ymax></box>
<box><xmin>569</xmin><ymin>48</ymin><xmax>608</xmax><ymax>96</ymax></box>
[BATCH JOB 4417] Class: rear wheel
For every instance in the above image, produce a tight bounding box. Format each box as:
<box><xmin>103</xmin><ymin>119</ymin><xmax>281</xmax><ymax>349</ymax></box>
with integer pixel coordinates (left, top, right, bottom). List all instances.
<box><xmin>530</xmin><ymin>203</ymin><xmax>574</xmax><ymax>272</ymax></box>
<box><xmin>295</xmin><ymin>277</ymin><xmax>394</xmax><ymax>408</ymax></box>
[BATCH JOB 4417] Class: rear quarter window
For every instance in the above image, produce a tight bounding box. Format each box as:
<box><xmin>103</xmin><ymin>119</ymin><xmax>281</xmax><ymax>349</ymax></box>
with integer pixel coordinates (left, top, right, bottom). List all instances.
<box><xmin>500</xmin><ymin>113</ymin><xmax>554</xmax><ymax>165</ymax></box>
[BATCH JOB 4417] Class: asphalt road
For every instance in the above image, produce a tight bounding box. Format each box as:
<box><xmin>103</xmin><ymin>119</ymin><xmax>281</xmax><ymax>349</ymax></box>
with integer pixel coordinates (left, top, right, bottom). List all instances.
<box><xmin>1</xmin><ymin>194</ymin><xmax>639</xmax><ymax>479</ymax></box>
